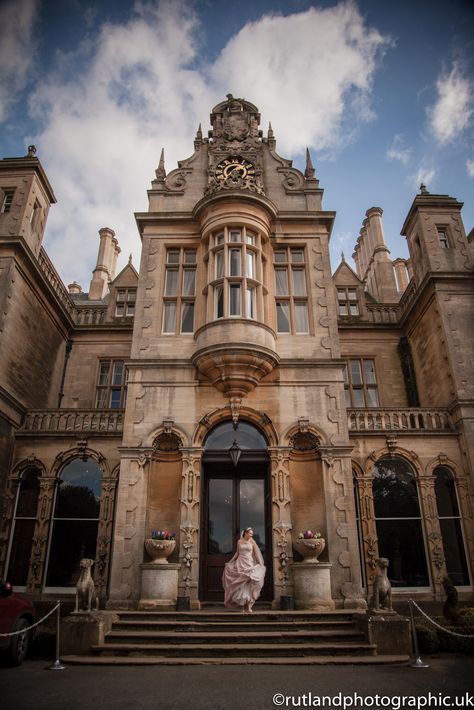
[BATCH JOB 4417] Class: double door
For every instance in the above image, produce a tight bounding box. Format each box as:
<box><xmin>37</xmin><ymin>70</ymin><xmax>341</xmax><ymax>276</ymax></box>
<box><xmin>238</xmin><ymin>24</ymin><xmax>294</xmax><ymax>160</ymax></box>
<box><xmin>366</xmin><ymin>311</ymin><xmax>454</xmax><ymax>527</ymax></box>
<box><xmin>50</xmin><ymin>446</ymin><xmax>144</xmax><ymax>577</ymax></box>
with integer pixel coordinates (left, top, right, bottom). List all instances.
<box><xmin>200</xmin><ymin>458</ymin><xmax>272</xmax><ymax>602</ymax></box>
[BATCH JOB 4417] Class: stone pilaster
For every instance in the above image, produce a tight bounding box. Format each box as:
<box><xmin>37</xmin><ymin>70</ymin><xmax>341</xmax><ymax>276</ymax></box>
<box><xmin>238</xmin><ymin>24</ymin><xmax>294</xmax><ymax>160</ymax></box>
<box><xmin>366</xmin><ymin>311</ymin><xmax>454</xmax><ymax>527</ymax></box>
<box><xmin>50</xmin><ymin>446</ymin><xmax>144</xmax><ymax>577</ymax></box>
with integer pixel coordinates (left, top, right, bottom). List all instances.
<box><xmin>269</xmin><ymin>447</ymin><xmax>294</xmax><ymax>606</ymax></box>
<box><xmin>178</xmin><ymin>447</ymin><xmax>203</xmax><ymax>608</ymax></box>
<box><xmin>26</xmin><ymin>476</ymin><xmax>56</xmax><ymax>593</ymax></box>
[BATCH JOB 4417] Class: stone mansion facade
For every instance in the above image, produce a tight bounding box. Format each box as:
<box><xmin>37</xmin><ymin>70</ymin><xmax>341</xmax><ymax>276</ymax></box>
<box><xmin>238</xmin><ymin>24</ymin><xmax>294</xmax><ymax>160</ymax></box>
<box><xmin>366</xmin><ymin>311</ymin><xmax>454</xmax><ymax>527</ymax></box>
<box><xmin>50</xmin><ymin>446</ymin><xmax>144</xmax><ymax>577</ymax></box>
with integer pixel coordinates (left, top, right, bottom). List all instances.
<box><xmin>0</xmin><ymin>96</ymin><xmax>473</xmax><ymax>610</ymax></box>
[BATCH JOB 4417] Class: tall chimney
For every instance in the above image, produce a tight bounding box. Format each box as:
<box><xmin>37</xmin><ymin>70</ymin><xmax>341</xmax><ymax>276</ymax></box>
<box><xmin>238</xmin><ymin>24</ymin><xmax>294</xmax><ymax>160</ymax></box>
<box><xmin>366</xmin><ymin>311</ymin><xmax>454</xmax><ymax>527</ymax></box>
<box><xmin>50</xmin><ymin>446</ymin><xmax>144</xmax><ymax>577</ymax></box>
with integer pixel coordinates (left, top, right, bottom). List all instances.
<box><xmin>88</xmin><ymin>227</ymin><xmax>116</xmax><ymax>300</ymax></box>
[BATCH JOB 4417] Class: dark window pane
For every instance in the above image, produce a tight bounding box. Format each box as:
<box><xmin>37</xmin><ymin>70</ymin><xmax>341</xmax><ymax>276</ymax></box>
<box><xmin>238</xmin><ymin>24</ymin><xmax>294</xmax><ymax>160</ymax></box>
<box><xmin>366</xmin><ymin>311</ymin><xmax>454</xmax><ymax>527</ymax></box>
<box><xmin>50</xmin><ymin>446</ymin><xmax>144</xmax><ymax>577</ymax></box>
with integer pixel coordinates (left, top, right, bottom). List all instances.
<box><xmin>434</xmin><ymin>467</ymin><xmax>460</xmax><ymax>517</ymax></box>
<box><xmin>112</xmin><ymin>361</ymin><xmax>124</xmax><ymax>385</ymax></box>
<box><xmin>240</xmin><ymin>479</ymin><xmax>266</xmax><ymax>555</ymax></box>
<box><xmin>55</xmin><ymin>458</ymin><xmax>101</xmax><ymax>518</ymax></box>
<box><xmin>181</xmin><ymin>302</ymin><xmax>194</xmax><ymax>332</ymax></box>
<box><xmin>46</xmin><ymin>520</ymin><xmax>99</xmax><ymax>587</ymax></box>
<box><xmin>439</xmin><ymin>518</ymin><xmax>470</xmax><ymax>585</ymax></box>
<box><xmin>16</xmin><ymin>468</ymin><xmax>40</xmax><ymax>517</ymax></box>
<box><xmin>7</xmin><ymin>519</ymin><xmax>36</xmax><ymax>586</ymax></box>
<box><xmin>276</xmin><ymin>301</ymin><xmax>290</xmax><ymax>332</ymax></box>
<box><xmin>208</xmin><ymin>479</ymin><xmax>233</xmax><ymax>555</ymax></box>
<box><xmin>110</xmin><ymin>388</ymin><xmax>122</xmax><ymax>409</ymax></box>
<box><xmin>373</xmin><ymin>458</ymin><xmax>421</xmax><ymax>518</ymax></box>
<box><xmin>376</xmin><ymin>519</ymin><xmax>429</xmax><ymax>587</ymax></box>
<box><xmin>205</xmin><ymin>421</ymin><xmax>267</xmax><ymax>449</ymax></box>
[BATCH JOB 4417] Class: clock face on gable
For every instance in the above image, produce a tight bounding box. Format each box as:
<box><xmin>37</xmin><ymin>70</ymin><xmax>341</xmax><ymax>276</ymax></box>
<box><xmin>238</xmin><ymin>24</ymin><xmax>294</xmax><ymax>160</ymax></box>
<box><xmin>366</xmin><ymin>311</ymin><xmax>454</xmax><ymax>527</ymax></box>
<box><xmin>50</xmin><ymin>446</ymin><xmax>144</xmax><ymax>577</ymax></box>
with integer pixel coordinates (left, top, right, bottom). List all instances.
<box><xmin>215</xmin><ymin>157</ymin><xmax>255</xmax><ymax>181</ymax></box>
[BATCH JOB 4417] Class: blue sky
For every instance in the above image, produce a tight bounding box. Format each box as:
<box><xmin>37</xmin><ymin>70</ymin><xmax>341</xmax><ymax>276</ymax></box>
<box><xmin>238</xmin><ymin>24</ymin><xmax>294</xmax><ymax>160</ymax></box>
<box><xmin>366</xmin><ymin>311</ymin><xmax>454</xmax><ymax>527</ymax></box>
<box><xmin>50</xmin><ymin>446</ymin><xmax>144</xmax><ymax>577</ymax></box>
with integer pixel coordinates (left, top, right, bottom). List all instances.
<box><xmin>1</xmin><ymin>0</ymin><xmax>473</xmax><ymax>288</ymax></box>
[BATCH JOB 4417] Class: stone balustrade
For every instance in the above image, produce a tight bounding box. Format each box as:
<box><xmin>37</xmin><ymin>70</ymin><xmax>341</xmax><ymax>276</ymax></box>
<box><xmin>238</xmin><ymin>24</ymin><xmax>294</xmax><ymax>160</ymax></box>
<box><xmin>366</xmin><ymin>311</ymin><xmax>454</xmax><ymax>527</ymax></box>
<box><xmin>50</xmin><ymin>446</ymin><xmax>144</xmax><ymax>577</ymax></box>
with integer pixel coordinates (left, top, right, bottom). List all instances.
<box><xmin>347</xmin><ymin>408</ymin><xmax>455</xmax><ymax>433</ymax></box>
<box><xmin>38</xmin><ymin>248</ymin><xmax>75</xmax><ymax>317</ymax></box>
<box><xmin>74</xmin><ymin>307</ymin><xmax>107</xmax><ymax>325</ymax></box>
<box><xmin>365</xmin><ymin>304</ymin><xmax>400</xmax><ymax>324</ymax></box>
<box><xmin>19</xmin><ymin>409</ymin><xmax>124</xmax><ymax>434</ymax></box>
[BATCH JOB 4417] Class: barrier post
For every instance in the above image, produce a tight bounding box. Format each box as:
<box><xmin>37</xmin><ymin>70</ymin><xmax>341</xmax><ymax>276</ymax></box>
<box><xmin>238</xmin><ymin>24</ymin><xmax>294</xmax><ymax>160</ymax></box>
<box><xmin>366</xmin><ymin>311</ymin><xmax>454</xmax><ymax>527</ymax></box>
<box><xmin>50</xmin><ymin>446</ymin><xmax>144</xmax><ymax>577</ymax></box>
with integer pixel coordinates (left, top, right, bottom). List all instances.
<box><xmin>409</xmin><ymin>598</ymin><xmax>429</xmax><ymax>669</ymax></box>
<box><xmin>47</xmin><ymin>601</ymin><xmax>66</xmax><ymax>670</ymax></box>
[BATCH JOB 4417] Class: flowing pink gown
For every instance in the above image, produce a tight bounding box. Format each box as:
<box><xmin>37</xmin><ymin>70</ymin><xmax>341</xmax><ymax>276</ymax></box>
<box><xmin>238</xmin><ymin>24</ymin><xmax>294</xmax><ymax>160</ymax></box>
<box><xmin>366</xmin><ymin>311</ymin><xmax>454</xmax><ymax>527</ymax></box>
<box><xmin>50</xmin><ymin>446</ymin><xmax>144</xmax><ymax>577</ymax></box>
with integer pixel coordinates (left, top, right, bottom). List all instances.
<box><xmin>222</xmin><ymin>541</ymin><xmax>266</xmax><ymax>608</ymax></box>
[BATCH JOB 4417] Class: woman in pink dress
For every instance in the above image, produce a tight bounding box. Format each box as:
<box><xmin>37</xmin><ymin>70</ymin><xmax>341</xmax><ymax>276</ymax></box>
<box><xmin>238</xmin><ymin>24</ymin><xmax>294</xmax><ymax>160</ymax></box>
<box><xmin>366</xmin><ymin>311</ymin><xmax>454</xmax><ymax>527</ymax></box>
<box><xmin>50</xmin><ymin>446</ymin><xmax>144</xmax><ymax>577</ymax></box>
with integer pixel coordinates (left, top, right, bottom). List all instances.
<box><xmin>222</xmin><ymin>527</ymin><xmax>266</xmax><ymax>612</ymax></box>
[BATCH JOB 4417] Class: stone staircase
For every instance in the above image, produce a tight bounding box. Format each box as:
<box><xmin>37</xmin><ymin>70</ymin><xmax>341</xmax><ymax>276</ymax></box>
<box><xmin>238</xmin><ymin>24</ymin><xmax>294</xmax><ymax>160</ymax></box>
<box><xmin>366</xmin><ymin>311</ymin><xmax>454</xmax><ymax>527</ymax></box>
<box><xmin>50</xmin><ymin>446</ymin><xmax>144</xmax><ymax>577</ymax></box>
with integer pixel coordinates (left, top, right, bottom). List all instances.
<box><xmin>62</xmin><ymin>609</ymin><xmax>410</xmax><ymax>665</ymax></box>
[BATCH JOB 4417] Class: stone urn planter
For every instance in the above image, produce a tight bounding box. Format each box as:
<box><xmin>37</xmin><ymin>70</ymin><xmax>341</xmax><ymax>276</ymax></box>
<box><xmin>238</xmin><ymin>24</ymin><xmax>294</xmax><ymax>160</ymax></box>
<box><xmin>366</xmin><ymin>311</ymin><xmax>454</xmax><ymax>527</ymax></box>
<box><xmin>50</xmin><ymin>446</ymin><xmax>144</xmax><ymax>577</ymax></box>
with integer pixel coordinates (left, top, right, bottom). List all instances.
<box><xmin>293</xmin><ymin>537</ymin><xmax>325</xmax><ymax>563</ymax></box>
<box><xmin>144</xmin><ymin>538</ymin><xmax>176</xmax><ymax>564</ymax></box>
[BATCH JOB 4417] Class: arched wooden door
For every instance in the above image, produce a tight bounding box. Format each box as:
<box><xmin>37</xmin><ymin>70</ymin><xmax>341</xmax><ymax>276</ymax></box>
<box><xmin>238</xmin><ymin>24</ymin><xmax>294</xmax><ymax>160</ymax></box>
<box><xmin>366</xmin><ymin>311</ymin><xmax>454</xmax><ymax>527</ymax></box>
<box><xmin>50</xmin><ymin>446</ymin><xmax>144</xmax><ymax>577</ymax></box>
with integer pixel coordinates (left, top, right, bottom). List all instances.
<box><xmin>199</xmin><ymin>421</ymin><xmax>273</xmax><ymax>602</ymax></box>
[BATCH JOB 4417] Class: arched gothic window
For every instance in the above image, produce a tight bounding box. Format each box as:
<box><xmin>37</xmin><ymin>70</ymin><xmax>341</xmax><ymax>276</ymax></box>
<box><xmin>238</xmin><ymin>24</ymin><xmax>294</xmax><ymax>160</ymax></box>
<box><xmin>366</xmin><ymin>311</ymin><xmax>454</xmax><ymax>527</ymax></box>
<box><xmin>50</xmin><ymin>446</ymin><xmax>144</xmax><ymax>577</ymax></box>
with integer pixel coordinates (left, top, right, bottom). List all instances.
<box><xmin>45</xmin><ymin>457</ymin><xmax>102</xmax><ymax>588</ymax></box>
<box><xmin>7</xmin><ymin>467</ymin><xmax>40</xmax><ymax>586</ymax></box>
<box><xmin>434</xmin><ymin>467</ymin><xmax>470</xmax><ymax>586</ymax></box>
<box><xmin>373</xmin><ymin>456</ymin><xmax>429</xmax><ymax>587</ymax></box>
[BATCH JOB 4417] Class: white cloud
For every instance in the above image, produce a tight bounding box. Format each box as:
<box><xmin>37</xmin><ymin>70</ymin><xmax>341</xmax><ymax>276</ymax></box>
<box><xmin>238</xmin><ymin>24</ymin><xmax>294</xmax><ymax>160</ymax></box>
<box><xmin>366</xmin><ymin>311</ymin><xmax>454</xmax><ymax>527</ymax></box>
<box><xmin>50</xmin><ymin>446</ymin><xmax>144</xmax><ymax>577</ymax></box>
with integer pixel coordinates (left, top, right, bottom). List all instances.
<box><xmin>386</xmin><ymin>134</ymin><xmax>411</xmax><ymax>165</ymax></box>
<box><xmin>427</xmin><ymin>62</ymin><xmax>473</xmax><ymax>144</ymax></box>
<box><xmin>412</xmin><ymin>163</ymin><xmax>437</xmax><ymax>191</ymax></box>
<box><xmin>0</xmin><ymin>0</ymin><xmax>39</xmax><ymax>122</ymax></box>
<box><xmin>467</xmin><ymin>159</ymin><xmax>474</xmax><ymax>178</ymax></box>
<box><xmin>28</xmin><ymin>0</ymin><xmax>391</xmax><ymax>286</ymax></box>
<box><xmin>212</xmin><ymin>2</ymin><xmax>391</xmax><ymax>155</ymax></box>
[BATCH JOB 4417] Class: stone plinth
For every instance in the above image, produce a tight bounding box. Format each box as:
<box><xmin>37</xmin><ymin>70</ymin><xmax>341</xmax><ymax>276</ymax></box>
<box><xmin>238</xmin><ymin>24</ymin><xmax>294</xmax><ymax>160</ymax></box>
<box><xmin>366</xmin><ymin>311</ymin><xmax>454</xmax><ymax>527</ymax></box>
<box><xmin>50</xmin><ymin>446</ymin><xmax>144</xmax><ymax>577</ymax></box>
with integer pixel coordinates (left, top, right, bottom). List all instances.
<box><xmin>138</xmin><ymin>563</ymin><xmax>180</xmax><ymax>610</ymax></box>
<box><xmin>291</xmin><ymin>562</ymin><xmax>335</xmax><ymax>610</ymax></box>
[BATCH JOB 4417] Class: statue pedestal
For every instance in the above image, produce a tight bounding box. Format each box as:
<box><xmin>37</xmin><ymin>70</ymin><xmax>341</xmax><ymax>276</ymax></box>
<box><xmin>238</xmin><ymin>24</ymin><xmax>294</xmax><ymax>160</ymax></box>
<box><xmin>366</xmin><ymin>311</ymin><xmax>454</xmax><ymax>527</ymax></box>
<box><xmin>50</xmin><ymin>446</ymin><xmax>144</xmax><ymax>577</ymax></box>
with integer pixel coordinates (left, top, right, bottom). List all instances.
<box><xmin>138</xmin><ymin>563</ymin><xmax>180</xmax><ymax>610</ymax></box>
<box><xmin>291</xmin><ymin>562</ymin><xmax>335</xmax><ymax>610</ymax></box>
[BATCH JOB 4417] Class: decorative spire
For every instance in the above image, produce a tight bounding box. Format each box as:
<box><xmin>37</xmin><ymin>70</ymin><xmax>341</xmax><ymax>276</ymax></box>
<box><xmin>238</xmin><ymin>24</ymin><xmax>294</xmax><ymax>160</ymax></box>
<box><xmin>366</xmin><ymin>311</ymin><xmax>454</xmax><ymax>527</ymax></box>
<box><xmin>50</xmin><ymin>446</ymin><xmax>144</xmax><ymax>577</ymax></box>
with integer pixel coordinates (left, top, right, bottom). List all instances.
<box><xmin>267</xmin><ymin>122</ymin><xmax>274</xmax><ymax>139</ymax></box>
<box><xmin>128</xmin><ymin>253</ymin><xmax>132</xmax><ymax>265</ymax></box>
<box><xmin>419</xmin><ymin>182</ymin><xmax>429</xmax><ymax>195</ymax></box>
<box><xmin>155</xmin><ymin>148</ymin><xmax>166</xmax><ymax>181</ymax></box>
<box><xmin>341</xmin><ymin>251</ymin><xmax>346</xmax><ymax>262</ymax></box>
<box><xmin>305</xmin><ymin>148</ymin><xmax>315</xmax><ymax>179</ymax></box>
<box><xmin>194</xmin><ymin>123</ymin><xmax>203</xmax><ymax>149</ymax></box>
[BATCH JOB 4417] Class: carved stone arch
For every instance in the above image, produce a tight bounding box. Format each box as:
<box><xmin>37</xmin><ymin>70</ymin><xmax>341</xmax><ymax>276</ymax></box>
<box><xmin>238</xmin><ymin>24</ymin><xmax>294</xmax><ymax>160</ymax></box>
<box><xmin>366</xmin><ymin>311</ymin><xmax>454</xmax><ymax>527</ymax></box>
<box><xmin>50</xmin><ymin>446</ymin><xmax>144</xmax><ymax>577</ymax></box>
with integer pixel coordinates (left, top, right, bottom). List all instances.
<box><xmin>9</xmin><ymin>454</ymin><xmax>47</xmax><ymax>481</ymax></box>
<box><xmin>425</xmin><ymin>454</ymin><xmax>462</xmax><ymax>479</ymax></box>
<box><xmin>282</xmin><ymin>420</ymin><xmax>329</xmax><ymax>450</ymax></box>
<box><xmin>51</xmin><ymin>444</ymin><xmax>110</xmax><ymax>479</ymax></box>
<box><xmin>145</xmin><ymin>422</ymin><xmax>189</xmax><ymax>450</ymax></box>
<box><xmin>192</xmin><ymin>405</ymin><xmax>278</xmax><ymax>447</ymax></box>
<box><xmin>351</xmin><ymin>460</ymin><xmax>365</xmax><ymax>479</ymax></box>
<box><xmin>365</xmin><ymin>444</ymin><xmax>422</xmax><ymax>479</ymax></box>
<box><xmin>110</xmin><ymin>463</ymin><xmax>121</xmax><ymax>480</ymax></box>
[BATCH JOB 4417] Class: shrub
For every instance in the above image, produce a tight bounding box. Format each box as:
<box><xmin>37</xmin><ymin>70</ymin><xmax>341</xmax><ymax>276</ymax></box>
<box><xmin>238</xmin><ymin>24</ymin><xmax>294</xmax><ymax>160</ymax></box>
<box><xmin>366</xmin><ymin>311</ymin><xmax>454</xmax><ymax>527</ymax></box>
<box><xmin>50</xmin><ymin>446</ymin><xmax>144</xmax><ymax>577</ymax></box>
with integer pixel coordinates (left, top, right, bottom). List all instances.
<box><xmin>415</xmin><ymin>624</ymin><xmax>440</xmax><ymax>654</ymax></box>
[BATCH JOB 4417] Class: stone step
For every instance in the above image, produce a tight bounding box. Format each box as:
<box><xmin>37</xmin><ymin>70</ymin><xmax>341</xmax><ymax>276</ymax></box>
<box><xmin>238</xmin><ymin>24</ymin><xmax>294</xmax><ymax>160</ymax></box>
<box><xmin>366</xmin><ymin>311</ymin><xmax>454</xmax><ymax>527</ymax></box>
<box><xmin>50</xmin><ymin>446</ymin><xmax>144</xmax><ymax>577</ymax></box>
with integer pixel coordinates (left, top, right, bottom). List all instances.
<box><xmin>61</xmin><ymin>654</ymin><xmax>410</xmax><ymax>666</ymax></box>
<box><xmin>91</xmin><ymin>641</ymin><xmax>377</xmax><ymax>658</ymax></box>
<box><xmin>105</xmin><ymin>629</ymin><xmax>365</xmax><ymax>645</ymax></box>
<box><xmin>113</xmin><ymin>610</ymin><xmax>357</xmax><ymax>623</ymax></box>
<box><xmin>111</xmin><ymin>619</ymin><xmax>357</xmax><ymax>633</ymax></box>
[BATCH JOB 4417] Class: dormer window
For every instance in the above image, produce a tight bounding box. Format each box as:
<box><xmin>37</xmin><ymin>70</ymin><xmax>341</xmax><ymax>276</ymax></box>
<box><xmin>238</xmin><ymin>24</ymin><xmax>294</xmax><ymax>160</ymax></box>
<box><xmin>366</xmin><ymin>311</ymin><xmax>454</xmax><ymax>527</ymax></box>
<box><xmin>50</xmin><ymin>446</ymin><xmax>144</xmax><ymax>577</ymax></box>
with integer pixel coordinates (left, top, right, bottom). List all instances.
<box><xmin>337</xmin><ymin>288</ymin><xmax>359</xmax><ymax>316</ymax></box>
<box><xmin>115</xmin><ymin>288</ymin><xmax>136</xmax><ymax>317</ymax></box>
<box><xmin>1</xmin><ymin>189</ymin><xmax>15</xmax><ymax>213</ymax></box>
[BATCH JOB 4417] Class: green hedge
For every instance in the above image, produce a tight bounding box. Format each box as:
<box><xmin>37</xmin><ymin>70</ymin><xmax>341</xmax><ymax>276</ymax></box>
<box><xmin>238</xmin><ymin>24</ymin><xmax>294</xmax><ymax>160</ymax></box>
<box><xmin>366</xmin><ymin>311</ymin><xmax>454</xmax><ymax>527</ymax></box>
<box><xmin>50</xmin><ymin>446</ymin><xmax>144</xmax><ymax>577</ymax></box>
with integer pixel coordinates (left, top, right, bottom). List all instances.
<box><xmin>415</xmin><ymin>613</ymin><xmax>474</xmax><ymax>655</ymax></box>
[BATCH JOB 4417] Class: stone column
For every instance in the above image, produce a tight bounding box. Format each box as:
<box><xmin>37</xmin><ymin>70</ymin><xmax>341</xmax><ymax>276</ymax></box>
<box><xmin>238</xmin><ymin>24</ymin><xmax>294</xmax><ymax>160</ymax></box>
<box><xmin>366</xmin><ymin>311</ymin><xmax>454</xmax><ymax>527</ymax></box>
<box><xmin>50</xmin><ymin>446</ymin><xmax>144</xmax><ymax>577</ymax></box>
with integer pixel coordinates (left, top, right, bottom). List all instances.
<box><xmin>320</xmin><ymin>447</ymin><xmax>366</xmax><ymax>609</ymax></box>
<box><xmin>354</xmin><ymin>473</ymin><xmax>378</xmax><ymax>596</ymax></box>
<box><xmin>417</xmin><ymin>473</ymin><xmax>448</xmax><ymax>598</ymax></box>
<box><xmin>95</xmin><ymin>475</ymin><xmax>118</xmax><ymax>603</ymax></box>
<box><xmin>269</xmin><ymin>447</ymin><xmax>294</xmax><ymax>607</ymax></box>
<box><xmin>26</xmin><ymin>476</ymin><xmax>56</xmax><ymax>593</ymax></box>
<box><xmin>178</xmin><ymin>447</ymin><xmax>203</xmax><ymax>609</ymax></box>
<box><xmin>107</xmin><ymin>453</ymin><xmax>150</xmax><ymax>609</ymax></box>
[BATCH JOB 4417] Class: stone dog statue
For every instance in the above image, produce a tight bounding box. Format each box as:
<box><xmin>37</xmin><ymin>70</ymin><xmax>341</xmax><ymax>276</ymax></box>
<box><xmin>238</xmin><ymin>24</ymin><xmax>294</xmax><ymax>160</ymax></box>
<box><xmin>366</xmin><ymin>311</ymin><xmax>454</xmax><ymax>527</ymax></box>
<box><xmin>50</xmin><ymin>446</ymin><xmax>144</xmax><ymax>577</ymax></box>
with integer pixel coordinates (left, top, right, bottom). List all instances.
<box><xmin>74</xmin><ymin>558</ymin><xmax>98</xmax><ymax>612</ymax></box>
<box><xmin>371</xmin><ymin>557</ymin><xmax>393</xmax><ymax>612</ymax></box>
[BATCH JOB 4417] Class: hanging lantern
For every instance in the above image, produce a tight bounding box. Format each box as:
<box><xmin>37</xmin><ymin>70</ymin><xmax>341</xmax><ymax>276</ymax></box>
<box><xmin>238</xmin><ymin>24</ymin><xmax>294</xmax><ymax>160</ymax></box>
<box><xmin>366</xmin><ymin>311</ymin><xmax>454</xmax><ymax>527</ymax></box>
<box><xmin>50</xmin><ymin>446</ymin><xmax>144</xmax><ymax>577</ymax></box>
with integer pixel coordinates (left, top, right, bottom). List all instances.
<box><xmin>229</xmin><ymin>440</ymin><xmax>241</xmax><ymax>467</ymax></box>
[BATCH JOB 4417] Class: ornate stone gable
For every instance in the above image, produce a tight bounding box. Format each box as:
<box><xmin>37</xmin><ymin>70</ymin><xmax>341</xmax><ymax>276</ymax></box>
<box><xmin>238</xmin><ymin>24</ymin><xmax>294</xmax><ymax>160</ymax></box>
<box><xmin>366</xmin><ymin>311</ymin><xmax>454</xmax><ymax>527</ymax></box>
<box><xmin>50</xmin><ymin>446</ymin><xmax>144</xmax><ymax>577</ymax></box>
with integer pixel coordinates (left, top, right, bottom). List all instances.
<box><xmin>205</xmin><ymin>94</ymin><xmax>265</xmax><ymax>197</ymax></box>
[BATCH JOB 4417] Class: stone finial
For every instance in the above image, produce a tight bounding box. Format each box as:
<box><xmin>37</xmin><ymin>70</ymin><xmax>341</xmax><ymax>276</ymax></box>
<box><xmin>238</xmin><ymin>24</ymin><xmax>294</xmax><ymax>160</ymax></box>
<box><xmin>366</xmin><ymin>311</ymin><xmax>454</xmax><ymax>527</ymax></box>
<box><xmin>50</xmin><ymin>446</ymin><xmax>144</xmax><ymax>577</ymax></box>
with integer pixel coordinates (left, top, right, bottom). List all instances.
<box><xmin>267</xmin><ymin>122</ymin><xmax>274</xmax><ymax>139</ymax></box>
<box><xmin>419</xmin><ymin>182</ymin><xmax>429</xmax><ymax>195</ymax></box>
<box><xmin>341</xmin><ymin>251</ymin><xmax>346</xmax><ymax>262</ymax></box>
<box><xmin>27</xmin><ymin>145</ymin><xmax>37</xmax><ymax>157</ymax></box>
<box><xmin>155</xmin><ymin>148</ymin><xmax>166</xmax><ymax>181</ymax></box>
<box><xmin>194</xmin><ymin>123</ymin><xmax>203</xmax><ymax>148</ymax></box>
<box><xmin>304</xmin><ymin>148</ymin><xmax>315</xmax><ymax>179</ymax></box>
<box><xmin>68</xmin><ymin>281</ymin><xmax>82</xmax><ymax>294</ymax></box>
<box><xmin>128</xmin><ymin>253</ymin><xmax>132</xmax><ymax>265</ymax></box>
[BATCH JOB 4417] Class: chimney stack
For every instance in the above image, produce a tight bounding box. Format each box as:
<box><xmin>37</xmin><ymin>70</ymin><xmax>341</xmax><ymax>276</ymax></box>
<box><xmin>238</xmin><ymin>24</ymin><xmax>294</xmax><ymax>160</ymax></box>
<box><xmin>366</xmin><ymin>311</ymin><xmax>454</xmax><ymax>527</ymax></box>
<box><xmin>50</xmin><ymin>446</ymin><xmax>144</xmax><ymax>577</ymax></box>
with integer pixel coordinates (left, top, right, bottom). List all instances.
<box><xmin>88</xmin><ymin>227</ymin><xmax>117</xmax><ymax>300</ymax></box>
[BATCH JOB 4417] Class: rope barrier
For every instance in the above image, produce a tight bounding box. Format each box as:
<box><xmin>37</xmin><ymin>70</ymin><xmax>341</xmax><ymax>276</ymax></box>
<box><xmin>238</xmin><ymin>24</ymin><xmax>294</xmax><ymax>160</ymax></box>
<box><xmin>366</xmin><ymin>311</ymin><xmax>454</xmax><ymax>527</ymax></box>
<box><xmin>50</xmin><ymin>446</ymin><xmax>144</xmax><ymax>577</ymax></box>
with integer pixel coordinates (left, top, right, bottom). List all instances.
<box><xmin>411</xmin><ymin>599</ymin><xmax>474</xmax><ymax>638</ymax></box>
<box><xmin>0</xmin><ymin>602</ymin><xmax>60</xmax><ymax>637</ymax></box>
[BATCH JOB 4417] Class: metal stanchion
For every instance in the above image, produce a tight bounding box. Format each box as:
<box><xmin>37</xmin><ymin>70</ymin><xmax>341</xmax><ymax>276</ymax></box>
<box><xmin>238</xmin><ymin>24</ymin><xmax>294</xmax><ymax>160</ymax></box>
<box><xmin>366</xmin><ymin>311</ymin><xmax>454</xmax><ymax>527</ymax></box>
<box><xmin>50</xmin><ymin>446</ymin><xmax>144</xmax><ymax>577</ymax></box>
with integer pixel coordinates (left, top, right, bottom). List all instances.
<box><xmin>48</xmin><ymin>601</ymin><xmax>66</xmax><ymax>670</ymax></box>
<box><xmin>408</xmin><ymin>599</ymin><xmax>429</xmax><ymax>669</ymax></box>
